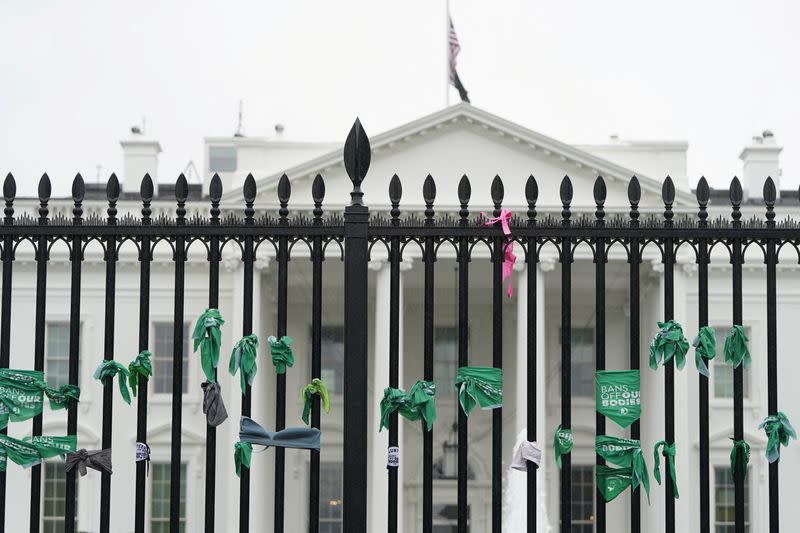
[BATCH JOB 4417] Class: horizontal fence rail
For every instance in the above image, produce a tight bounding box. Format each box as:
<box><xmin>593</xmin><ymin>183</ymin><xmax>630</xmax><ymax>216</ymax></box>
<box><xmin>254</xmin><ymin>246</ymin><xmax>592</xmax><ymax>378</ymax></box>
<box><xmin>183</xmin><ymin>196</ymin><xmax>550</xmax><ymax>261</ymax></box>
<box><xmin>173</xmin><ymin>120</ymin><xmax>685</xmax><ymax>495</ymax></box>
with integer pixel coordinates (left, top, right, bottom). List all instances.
<box><xmin>0</xmin><ymin>118</ymin><xmax>792</xmax><ymax>533</ymax></box>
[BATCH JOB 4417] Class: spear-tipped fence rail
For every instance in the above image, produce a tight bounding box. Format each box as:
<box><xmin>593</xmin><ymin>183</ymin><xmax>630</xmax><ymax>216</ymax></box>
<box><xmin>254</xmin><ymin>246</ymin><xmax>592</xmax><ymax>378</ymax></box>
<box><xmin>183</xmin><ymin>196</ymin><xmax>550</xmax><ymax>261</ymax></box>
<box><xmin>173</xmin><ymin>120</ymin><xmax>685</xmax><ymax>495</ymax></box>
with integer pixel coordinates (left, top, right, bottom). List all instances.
<box><xmin>0</xmin><ymin>118</ymin><xmax>792</xmax><ymax>533</ymax></box>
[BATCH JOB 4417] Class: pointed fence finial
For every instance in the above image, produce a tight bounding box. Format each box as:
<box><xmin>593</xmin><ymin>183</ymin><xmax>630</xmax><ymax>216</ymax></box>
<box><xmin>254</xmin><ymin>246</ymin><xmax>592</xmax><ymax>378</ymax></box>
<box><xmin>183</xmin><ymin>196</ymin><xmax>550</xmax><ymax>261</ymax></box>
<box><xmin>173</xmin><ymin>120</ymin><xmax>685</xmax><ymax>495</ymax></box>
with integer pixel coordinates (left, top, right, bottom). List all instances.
<box><xmin>423</xmin><ymin>174</ymin><xmax>436</xmax><ymax>225</ymax></box>
<box><xmin>697</xmin><ymin>176</ymin><xmax>709</xmax><ymax>226</ymax></box>
<box><xmin>71</xmin><ymin>174</ymin><xmax>84</xmax><ymax>223</ymax></box>
<box><xmin>209</xmin><ymin>173</ymin><xmax>222</xmax><ymax>224</ymax></box>
<box><xmin>38</xmin><ymin>173</ymin><xmax>51</xmax><ymax>224</ymax></box>
<box><xmin>344</xmin><ymin>118</ymin><xmax>371</xmax><ymax>206</ymax></box>
<box><xmin>526</xmin><ymin>175</ymin><xmax>538</xmax><ymax>225</ymax></box>
<box><xmin>243</xmin><ymin>173</ymin><xmax>256</xmax><ymax>223</ymax></box>
<box><xmin>176</xmin><ymin>173</ymin><xmax>188</xmax><ymax>224</ymax></box>
<box><xmin>764</xmin><ymin>176</ymin><xmax>776</xmax><ymax>226</ymax></box>
<box><xmin>628</xmin><ymin>176</ymin><xmax>640</xmax><ymax>226</ymax></box>
<box><xmin>560</xmin><ymin>175</ymin><xmax>572</xmax><ymax>225</ymax></box>
<box><xmin>730</xmin><ymin>176</ymin><xmax>742</xmax><ymax>226</ymax></box>
<box><xmin>389</xmin><ymin>174</ymin><xmax>402</xmax><ymax>226</ymax></box>
<box><xmin>458</xmin><ymin>175</ymin><xmax>471</xmax><ymax>225</ymax></box>
<box><xmin>313</xmin><ymin>174</ymin><xmax>326</xmax><ymax>225</ymax></box>
<box><xmin>3</xmin><ymin>173</ymin><xmax>16</xmax><ymax>224</ymax></box>
<box><xmin>107</xmin><ymin>173</ymin><xmax>120</xmax><ymax>224</ymax></box>
<box><xmin>662</xmin><ymin>176</ymin><xmax>675</xmax><ymax>225</ymax></box>
<box><xmin>278</xmin><ymin>174</ymin><xmax>291</xmax><ymax>224</ymax></box>
<box><xmin>593</xmin><ymin>175</ymin><xmax>606</xmax><ymax>224</ymax></box>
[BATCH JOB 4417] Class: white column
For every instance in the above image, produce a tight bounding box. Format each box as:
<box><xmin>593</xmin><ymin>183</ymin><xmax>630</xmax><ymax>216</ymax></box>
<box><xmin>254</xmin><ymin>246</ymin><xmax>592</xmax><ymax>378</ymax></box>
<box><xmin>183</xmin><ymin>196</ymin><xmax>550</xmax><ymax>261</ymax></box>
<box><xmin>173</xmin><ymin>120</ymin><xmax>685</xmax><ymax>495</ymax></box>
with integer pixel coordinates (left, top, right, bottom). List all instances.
<box><xmin>367</xmin><ymin>259</ymin><xmax>407</xmax><ymax>533</ymax></box>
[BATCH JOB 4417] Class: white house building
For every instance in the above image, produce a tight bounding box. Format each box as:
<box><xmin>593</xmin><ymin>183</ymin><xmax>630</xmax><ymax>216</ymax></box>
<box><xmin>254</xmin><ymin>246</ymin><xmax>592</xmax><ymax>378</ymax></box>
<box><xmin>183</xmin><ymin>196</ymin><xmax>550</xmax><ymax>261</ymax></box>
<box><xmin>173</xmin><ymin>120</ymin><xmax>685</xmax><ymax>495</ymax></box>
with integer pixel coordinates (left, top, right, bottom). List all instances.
<box><xmin>4</xmin><ymin>103</ymin><xmax>797</xmax><ymax>532</ymax></box>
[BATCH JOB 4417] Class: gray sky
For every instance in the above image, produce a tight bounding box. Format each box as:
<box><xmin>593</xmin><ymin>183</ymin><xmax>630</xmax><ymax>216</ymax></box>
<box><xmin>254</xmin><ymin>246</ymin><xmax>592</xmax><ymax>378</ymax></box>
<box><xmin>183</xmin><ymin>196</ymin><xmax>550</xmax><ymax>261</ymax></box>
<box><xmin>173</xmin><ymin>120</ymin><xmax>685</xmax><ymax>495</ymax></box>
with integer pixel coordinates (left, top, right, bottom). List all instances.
<box><xmin>1</xmin><ymin>0</ymin><xmax>798</xmax><ymax>197</ymax></box>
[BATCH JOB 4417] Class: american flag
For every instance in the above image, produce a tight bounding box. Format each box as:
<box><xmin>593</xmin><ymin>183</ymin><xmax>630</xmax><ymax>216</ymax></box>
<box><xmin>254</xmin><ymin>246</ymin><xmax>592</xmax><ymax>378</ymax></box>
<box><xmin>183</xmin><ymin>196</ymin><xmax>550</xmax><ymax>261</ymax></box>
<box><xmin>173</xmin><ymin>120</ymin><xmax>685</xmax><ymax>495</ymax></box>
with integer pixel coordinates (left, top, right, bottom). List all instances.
<box><xmin>448</xmin><ymin>15</ymin><xmax>470</xmax><ymax>103</ymax></box>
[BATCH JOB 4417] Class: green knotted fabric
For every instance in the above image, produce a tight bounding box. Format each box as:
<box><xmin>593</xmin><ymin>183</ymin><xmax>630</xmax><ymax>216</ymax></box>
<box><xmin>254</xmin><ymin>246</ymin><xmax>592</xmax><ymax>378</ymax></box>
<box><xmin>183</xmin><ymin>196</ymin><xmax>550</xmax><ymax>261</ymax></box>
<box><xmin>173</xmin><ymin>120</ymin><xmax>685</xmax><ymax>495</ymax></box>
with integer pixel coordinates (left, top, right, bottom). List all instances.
<box><xmin>233</xmin><ymin>441</ymin><xmax>252</xmax><ymax>478</ymax></box>
<box><xmin>404</xmin><ymin>380</ymin><xmax>437</xmax><ymax>432</ymax></box>
<box><xmin>553</xmin><ymin>425</ymin><xmax>573</xmax><ymax>469</ymax></box>
<box><xmin>723</xmin><ymin>325</ymin><xmax>751</xmax><ymax>370</ymax></box>
<box><xmin>594</xmin><ymin>370</ymin><xmax>641</xmax><ymax>429</ymax></box>
<box><xmin>93</xmin><ymin>360</ymin><xmax>132</xmax><ymax>405</ymax></box>
<box><xmin>300</xmin><ymin>378</ymin><xmax>331</xmax><ymax>426</ymax></box>
<box><xmin>379</xmin><ymin>387</ymin><xmax>414</xmax><ymax>432</ymax></box>
<box><xmin>692</xmin><ymin>325</ymin><xmax>717</xmax><ymax>377</ymax></box>
<box><xmin>758</xmin><ymin>412</ymin><xmax>797</xmax><ymax>464</ymax></box>
<box><xmin>0</xmin><ymin>434</ymin><xmax>42</xmax><ymax>471</ymax></box>
<box><xmin>649</xmin><ymin>320</ymin><xmax>689</xmax><ymax>371</ymax></box>
<box><xmin>268</xmin><ymin>335</ymin><xmax>294</xmax><ymax>374</ymax></box>
<box><xmin>595</xmin><ymin>435</ymin><xmax>650</xmax><ymax>502</ymax></box>
<box><xmin>729</xmin><ymin>439</ymin><xmax>750</xmax><ymax>480</ymax></box>
<box><xmin>0</xmin><ymin>369</ymin><xmax>45</xmax><ymax>428</ymax></box>
<box><xmin>192</xmin><ymin>308</ymin><xmax>225</xmax><ymax>383</ymax></box>
<box><xmin>24</xmin><ymin>435</ymin><xmax>77</xmax><ymax>460</ymax></box>
<box><xmin>43</xmin><ymin>384</ymin><xmax>80</xmax><ymax>411</ymax></box>
<box><xmin>230</xmin><ymin>334</ymin><xmax>259</xmax><ymax>395</ymax></box>
<box><xmin>127</xmin><ymin>350</ymin><xmax>152</xmax><ymax>398</ymax></box>
<box><xmin>653</xmin><ymin>440</ymin><xmax>679</xmax><ymax>499</ymax></box>
<box><xmin>454</xmin><ymin>366</ymin><xmax>503</xmax><ymax>417</ymax></box>
<box><xmin>596</xmin><ymin>465</ymin><xmax>633</xmax><ymax>503</ymax></box>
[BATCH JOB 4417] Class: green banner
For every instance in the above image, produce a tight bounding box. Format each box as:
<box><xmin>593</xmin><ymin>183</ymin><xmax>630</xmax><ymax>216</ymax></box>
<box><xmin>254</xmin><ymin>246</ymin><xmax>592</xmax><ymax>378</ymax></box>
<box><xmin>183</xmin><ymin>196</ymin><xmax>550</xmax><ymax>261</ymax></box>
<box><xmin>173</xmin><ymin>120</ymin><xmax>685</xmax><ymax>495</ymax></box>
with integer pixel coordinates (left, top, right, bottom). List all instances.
<box><xmin>0</xmin><ymin>434</ymin><xmax>41</xmax><ymax>471</ymax></box>
<box><xmin>596</xmin><ymin>464</ymin><xmax>633</xmax><ymax>502</ymax></box>
<box><xmin>0</xmin><ymin>369</ymin><xmax>45</xmax><ymax>429</ymax></box>
<box><xmin>24</xmin><ymin>435</ymin><xmax>77</xmax><ymax>460</ymax></box>
<box><xmin>595</xmin><ymin>370</ymin><xmax>641</xmax><ymax>429</ymax></box>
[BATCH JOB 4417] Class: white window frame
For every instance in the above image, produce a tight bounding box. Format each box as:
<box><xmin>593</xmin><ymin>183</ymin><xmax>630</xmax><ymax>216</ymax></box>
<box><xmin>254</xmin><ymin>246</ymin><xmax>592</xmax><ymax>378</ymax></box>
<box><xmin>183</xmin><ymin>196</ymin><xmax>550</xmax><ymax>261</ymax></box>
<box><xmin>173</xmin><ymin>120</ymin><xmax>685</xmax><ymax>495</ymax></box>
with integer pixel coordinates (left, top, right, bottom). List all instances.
<box><xmin>151</xmin><ymin>322</ymin><xmax>191</xmax><ymax>397</ymax></box>
<box><xmin>45</xmin><ymin>321</ymin><xmax>77</xmax><ymax>388</ymax></box>
<box><xmin>708</xmin><ymin>324</ymin><xmax>751</xmax><ymax>402</ymax></box>
<box><xmin>41</xmin><ymin>461</ymin><xmax>78</xmax><ymax>532</ymax></box>
<box><xmin>711</xmin><ymin>463</ymin><xmax>750</xmax><ymax>531</ymax></box>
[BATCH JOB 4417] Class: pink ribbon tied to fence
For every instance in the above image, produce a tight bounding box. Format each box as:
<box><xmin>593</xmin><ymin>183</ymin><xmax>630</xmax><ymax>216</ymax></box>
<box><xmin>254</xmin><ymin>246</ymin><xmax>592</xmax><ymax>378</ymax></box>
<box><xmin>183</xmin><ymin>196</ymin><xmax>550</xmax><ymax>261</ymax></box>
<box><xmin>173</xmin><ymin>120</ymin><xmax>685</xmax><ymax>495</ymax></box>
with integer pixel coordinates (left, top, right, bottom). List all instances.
<box><xmin>481</xmin><ymin>209</ymin><xmax>516</xmax><ymax>298</ymax></box>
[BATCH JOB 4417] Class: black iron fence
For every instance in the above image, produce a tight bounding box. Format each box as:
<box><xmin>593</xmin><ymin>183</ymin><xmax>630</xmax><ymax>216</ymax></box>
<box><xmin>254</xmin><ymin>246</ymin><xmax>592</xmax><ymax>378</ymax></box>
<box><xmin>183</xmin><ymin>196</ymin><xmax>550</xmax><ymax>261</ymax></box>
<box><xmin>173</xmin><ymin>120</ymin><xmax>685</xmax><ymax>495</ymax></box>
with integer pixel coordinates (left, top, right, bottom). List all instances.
<box><xmin>0</xmin><ymin>118</ymin><xmax>790</xmax><ymax>533</ymax></box>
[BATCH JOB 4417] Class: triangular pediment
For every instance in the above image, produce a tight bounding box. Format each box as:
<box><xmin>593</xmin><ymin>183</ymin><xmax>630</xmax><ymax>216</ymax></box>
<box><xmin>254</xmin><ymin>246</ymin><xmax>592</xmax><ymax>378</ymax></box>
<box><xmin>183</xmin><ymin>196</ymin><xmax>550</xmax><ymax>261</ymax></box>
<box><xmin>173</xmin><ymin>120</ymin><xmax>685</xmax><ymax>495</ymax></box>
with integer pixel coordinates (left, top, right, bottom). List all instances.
<box><xmin>230</xmin><ymin>104</ymin><xmax>694</xmax><ymax>212</ymax></box>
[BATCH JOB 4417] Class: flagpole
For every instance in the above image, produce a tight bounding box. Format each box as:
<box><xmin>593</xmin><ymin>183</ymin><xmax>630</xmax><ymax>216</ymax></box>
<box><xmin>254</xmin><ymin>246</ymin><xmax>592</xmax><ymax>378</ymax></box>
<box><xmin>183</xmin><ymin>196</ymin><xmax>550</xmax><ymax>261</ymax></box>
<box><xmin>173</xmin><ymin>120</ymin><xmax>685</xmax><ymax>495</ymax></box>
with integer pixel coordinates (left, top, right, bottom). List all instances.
<box><xmin>445</xmin><ymin>0</ymin><xmax>450</xmax><ymax>107</ymax></box>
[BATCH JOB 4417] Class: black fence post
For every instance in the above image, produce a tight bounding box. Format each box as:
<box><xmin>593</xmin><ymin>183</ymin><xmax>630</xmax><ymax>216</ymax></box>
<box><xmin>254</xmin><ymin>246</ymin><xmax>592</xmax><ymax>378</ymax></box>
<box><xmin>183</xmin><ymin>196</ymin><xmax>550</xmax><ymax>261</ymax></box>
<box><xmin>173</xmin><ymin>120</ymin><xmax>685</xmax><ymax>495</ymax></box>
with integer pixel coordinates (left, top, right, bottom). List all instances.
<box><xmin>342</xmin><ymin>118</ymin><xmax>370</xmax><ymax>533</ymax></box>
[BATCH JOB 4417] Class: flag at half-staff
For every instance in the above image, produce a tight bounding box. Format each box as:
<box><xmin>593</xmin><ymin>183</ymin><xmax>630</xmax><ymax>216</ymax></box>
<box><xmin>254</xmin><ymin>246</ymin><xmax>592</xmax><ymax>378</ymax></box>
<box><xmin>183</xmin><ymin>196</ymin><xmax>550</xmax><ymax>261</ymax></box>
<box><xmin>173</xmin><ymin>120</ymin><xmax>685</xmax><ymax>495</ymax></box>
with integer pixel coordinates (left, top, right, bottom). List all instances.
<box><xmin>449</xmin><ymin>15</ymin><xmax>470</xmax><ymax>103</ymax></box>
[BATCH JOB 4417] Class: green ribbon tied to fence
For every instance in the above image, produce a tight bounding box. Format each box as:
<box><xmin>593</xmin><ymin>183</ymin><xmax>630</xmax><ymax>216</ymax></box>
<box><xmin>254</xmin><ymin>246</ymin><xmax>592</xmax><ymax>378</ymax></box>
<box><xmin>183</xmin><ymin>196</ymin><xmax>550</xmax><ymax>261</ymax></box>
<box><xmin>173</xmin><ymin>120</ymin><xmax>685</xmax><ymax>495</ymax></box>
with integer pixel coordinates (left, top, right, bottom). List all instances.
<box><xmin>729</xmin><ymin>438</ymin><xmax>751</xmax><ymax>480</ymax></box>
<box><xmin>233</xmin><ymin>441</ymin><xmax>252</xmax><ymax>477</ymax></box>
<box><xmin>230</xmin><ymin>334</ymin><xmax>259</xmax><ymax>395</ymax></box>
<box><xmin>94</xmin><ymin>360</ymin><xmax>132</xmax><ymax>405</ymax></box>
<box><xmin>42</xmin><ymin>384</ymin><xmax>81</xmax><ymax>411</ymax></box>
<box><xmin>0</xmin><ymin>434</ymin><xmax>43</xmax><ymax>471</ymax></box>
<box><xmin>649</xmin><ymin>320</ymin><xmax>689</xmax><ymax>371</ymax></box>
<box><xmin>723</xmin><ymin>325</ymin><xmax>751</xmax><ymax>370</ymax></box>
<box><xmin>193</xmin><ymin>308</ymin><xmax>225</xmax><ymax>383</ymax></box>
<box><xmin>300</xmin><ymin>378</ymin><xmax>331</xmax><ymax>425</ymax></box>
<box><xmin>692</xmin><ymin>325</ymin><xmax>717</xmax><ymax>377</ymax></box>
<box><xmin>0</xmin><ymin>369</ymin><xmax>46</xmax><ymax>428</ymax></box>
<box><xmin>553</xmin><ymin>425</ymin><xmax>573</xmax><ymax>469</ymax></box>
<box><xmin>127</xmin><ymin>350</ymin><xmax>152</xmax><ymax>398</ymax></box>
<box><xmin>596</xmin><ymin>465</ymin><xmax>634</xmax><ymax>503</ymax></box>
<box><xmin>653</xmin><ymin>440</ymin><xmax>679</xmax><ymax>499</ymax></box>
<box><xmin>454</xmin><ymin>366</ymin><xmax>503</xmax><ymax>417</ymax></box>
<box><xmin>595</xmin><ymin>435</ymin><xmax>650</xmax><ymax>502</ymax></box>
<box><xmin>268</xmin><ymin>335</ymin><xmax>294</xmax><ymax>374</ymax></box>
<box><xmin>758</xmin><ymin>412</ymin><xmax>797</xmax><ymax>464</ymax></box>
<box><xmin>23</xmin><ymin>435</ymin><xmax>77</xmax><ymax>461</ymax></box>
<box><xmin>379</xmin><ymin>381</ymin><xmax>437</xmax><ymax>432</ymax></box>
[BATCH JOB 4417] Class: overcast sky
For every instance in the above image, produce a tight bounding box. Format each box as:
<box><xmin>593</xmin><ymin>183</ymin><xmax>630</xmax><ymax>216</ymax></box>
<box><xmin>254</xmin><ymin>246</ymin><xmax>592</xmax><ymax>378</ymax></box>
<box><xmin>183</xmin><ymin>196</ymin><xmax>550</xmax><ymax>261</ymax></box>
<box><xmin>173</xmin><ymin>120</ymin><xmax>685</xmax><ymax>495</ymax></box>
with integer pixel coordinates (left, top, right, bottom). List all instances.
<box><xmin>1</xmin><ymin>0</ymin><xmax>798</xmax><ymax>197</ymax></box>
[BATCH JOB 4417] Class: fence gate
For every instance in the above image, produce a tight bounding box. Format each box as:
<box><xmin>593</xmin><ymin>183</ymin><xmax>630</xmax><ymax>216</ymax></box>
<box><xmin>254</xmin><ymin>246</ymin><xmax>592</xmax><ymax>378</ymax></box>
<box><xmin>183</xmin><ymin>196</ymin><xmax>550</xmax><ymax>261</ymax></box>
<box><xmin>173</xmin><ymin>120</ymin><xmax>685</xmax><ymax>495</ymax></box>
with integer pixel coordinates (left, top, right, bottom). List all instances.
<box><xmin>0</xmin><ymin>118</ymin><xmax>789</xmax><ymax>533</ymax></box>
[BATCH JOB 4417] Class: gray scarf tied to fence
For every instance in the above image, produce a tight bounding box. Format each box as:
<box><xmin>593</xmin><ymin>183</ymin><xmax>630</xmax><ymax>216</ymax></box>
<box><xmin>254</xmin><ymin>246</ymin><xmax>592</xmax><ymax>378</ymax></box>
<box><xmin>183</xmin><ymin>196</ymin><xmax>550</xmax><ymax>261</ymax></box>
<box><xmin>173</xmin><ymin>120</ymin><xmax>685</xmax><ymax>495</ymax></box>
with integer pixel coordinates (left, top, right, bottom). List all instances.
<box><xmin>65</xmin><ymin>448</ymin><xmax>113</xmax><ymax>477</ymax></box>
<box><xmin>201</xmin><ymin>381</ymin><xmax>228</xmax><ymax>427</ymax></box>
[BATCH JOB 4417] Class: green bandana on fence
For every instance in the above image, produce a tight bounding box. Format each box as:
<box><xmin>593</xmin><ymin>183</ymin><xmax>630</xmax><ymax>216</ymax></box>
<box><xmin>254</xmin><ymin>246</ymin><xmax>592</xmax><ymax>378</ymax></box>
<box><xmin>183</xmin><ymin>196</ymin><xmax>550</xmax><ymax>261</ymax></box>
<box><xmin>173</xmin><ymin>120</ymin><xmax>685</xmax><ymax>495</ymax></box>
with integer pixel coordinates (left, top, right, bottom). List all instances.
<box><xmin>758</xmin><ymin>412</ymin><xmax>797</xmax><ymax>463</ymax></box>
<box><xmin>378</xmin><ymin>381</ymin><xmax>437</xmax><ymax>432</ymax></box>
<box><xmin>454</xmin><ymin>367</ymin><xmax>502</xmax><ymax>416</ymax></box>
<box><xmin>653</xmin><ymin>440</ymin><xmax>679</xmax><ymax>499</ymax></box>
<box><xmin>380</xmin><ymin>388</ymin><xmax>413</xmax><ymax>431</ymax></box>
<box><xmin>230</xmin><ymin>334</ymin><xmax>259</xmax><ymax>395</ymax></box>
<box><xmin>0</xmin><ymin>369</ymin><xmax>45</xmax><ymax>428</ymax></box>
<box><xmin>127</xmin><ymin>350</ymin><xmax>152</xmax><ymax>397</ymax></box>
<box><xmin>692</xmin><ymin>326</ymin><xmax>717</xmax><ymax>377</ymax></box>
<box><xmin>0</xmin><ymin>434</ymin><xmax>42</xmax><ymax>471</ymax></box>
<box><xmin>553</xmin><ymin>425</ymin><xmax>573</xmax><ymax>469</ymax></box>
<box><xmin>596</xmin><ymin>465</ymin><xmax>633</xmax><ymax>502</ymax></box>
<box><xmin>649</xmin><ymin>320</ymin><xmax>689</xmax><ymax>371</ymax></box>
<box><xmin>595</xmin><ymin>435</ymin><xmax>650</xmax><ymax>502</ymax></box>
<box><xmin>233</xmin><ymin>441</ymin><xmax>252</xmax><ymax>477</ymax></box>
<box><xmin>729</xmin><ymin>439</ymin><xmax>750</xmax><ymax>480</ymax></box>
<box><xmin>23</xmin><ymin>435</ymin><xmax>77</xmax><ymax>461</ymax></box>
<box><xmin>43</xmin><ymin>384</ymin><xmax>80</xmax><ymax>411</ymax></box>
<box><xmin>300</xmin><ymin>379</ymin><xmax>331</xmax><ymax>425</ymax></box>
<box><xmin>268</xmin><ymin>336</ymin><xmax>294</xmax><ymax>374</ymax></box>
<box><xmin>723</xmin><ymin>325</ymin><xmax>751</xmax><ymax>370</ymax></box>
<box><xmin>193</xmin><ymin>309</ymin><xmax>225</xmax><ymax>382</ymax></box>
<box><xmin>93</xmin><ymin>360</ymin><xmax>131</xmax><ymax>405</ymax></box>
<box><xmin>595</xmin><ymin>370</ymin><xmax>641</xmax><ymax>429</ymax></box>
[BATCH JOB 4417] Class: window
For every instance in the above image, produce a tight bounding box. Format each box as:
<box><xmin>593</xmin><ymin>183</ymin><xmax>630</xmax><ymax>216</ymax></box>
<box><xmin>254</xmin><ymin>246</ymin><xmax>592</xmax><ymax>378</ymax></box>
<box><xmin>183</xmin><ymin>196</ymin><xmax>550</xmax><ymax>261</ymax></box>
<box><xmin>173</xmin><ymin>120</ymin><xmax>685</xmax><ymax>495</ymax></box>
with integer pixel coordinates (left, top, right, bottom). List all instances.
<box><xmin>320</xmin><ymin>326</ymin><xmax>344</xmax><ymax>395</ymax></box>
<box><xmin>46</xmin><ymin>323</ymin><xmax>72</xmax><ymax>387</ymax></box>
<box><xmin>432</xmin><ymin>504</ymin><xmax>469</xmax><ymax>532</ymax></box>
<box><xmin>153</xmin><ymin>323</ymin><xmax>189</xmax><ymax>394</ymax></box>
<box><xmin>571</xmin><ymin>328</ymin><xmax>595</xmax><ymax>397</ymax></box>
<box><xmin>570</xmin><ymin>465</ymin><xmax>595</xmax><ymax>532</ymax></box>
<box><xmin>711</xmin><ymin>326</ymin><xmax>749</xmax><ymax>399</ymax></box>
<box><xmin>433</xmin><ymin>326</ymin><xmax>458</xmax><ymax>396</ymax></box>
<box><xmin>714</xmin><ymin>466</ymin><xmax>749</xmax><ymax>532</ymax></box>
<box><xmin>151</xmin><ymin>463</ymin><xmax>187</xmax><ymax>533</ymax></box>
<box><xmin>320</xmin><ymin>462</ymin><xmax>342</xmax><ymax>532</ymax></box>
<box><xmin>209</xmin><ymin>146</ymin><xmax>237</xmax><ymax>173</ymax></box>
<box><xmin>42</xmin><ymin>462</ymin><xmax>77</xmax><ymax>532</ymax></box>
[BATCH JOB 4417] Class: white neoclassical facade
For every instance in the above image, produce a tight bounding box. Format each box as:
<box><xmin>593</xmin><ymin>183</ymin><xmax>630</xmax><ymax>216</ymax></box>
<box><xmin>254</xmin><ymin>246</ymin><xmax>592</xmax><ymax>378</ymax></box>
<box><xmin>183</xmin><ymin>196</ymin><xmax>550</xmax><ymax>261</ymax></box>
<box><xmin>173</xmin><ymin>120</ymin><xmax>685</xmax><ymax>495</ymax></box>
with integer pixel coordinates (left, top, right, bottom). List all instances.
<box><xmin>4</xmin><ymin>103</ymin><xmax>798</xmax><ymax>532</ymax></box>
